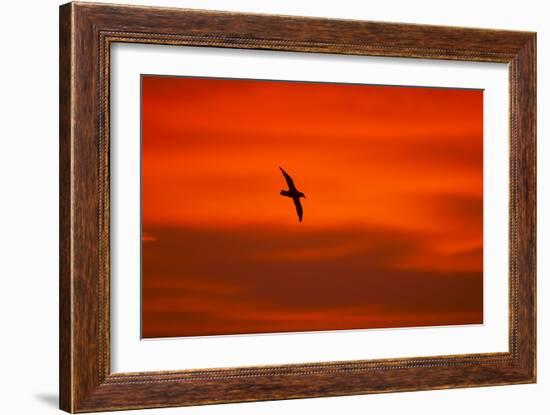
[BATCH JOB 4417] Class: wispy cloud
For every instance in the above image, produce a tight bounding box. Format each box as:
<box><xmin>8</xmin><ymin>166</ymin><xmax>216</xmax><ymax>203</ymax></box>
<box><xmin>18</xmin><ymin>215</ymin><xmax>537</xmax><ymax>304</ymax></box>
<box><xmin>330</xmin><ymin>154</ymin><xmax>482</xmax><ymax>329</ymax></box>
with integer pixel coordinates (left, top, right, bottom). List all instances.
<box><xmin>142</xmin><ymin>224</ymin><xmax>482</xmax><ymax>338</ymax></box>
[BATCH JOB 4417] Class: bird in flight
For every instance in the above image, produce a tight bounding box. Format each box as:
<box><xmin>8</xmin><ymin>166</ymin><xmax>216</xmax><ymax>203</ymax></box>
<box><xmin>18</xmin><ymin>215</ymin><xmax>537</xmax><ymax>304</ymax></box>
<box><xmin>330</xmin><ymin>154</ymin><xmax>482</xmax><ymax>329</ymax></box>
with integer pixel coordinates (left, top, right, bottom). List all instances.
<box><xmin>279</xmin><ymin>167</ymin><xmax>306</xmax><ymax>222</ymax></box>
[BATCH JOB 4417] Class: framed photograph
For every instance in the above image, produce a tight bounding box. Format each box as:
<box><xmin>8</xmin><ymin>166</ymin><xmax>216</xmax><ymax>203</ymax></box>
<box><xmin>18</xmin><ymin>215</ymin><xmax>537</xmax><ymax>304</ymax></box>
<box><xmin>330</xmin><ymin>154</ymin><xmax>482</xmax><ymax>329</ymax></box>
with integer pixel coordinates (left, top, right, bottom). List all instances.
<box><xmin>59</xmin><ymin>2</ymin><xmax>536</xmax><ymax>412</ymax></box>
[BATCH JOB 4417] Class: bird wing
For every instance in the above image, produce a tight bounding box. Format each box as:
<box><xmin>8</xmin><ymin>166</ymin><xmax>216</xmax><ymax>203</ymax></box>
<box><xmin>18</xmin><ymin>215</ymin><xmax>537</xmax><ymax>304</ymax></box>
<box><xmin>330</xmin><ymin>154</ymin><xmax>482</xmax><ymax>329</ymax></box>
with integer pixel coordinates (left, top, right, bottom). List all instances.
<box><xmin>293</xmin><ymin>198</ymin><xmax>303</xmax><ymax>222</ymax></box>
<box><xmin>279</xmin><ymin>167</ymin><xmax>297</xmax><ymax>192</ymax></box>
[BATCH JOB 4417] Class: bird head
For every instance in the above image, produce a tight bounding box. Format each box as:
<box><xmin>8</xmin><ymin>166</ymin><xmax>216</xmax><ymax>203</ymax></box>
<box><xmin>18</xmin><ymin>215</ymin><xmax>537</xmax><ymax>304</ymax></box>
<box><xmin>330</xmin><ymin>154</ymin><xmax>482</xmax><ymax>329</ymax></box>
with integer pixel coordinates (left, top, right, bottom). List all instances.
<box><xmin>299</xmin><ymin>192</ymin><xmax>306</xmax><ymax>199</ymax></box>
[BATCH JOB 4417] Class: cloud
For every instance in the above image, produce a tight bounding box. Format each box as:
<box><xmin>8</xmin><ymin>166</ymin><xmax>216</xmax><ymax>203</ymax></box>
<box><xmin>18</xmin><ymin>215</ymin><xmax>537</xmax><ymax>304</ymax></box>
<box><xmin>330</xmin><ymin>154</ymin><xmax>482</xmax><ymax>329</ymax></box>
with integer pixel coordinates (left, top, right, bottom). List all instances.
<box><xmin>142</xmin><ymin>224</ymin><xmax>482</xmax><ymax>338</ymax></box>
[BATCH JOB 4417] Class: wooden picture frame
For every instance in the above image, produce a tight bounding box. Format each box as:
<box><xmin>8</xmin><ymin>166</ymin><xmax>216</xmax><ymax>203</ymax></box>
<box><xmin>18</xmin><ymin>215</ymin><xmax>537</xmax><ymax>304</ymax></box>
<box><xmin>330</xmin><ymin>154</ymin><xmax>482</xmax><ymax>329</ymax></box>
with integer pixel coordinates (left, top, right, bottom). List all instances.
<box><xmin>59</xmin><ymin>2</ymin><xmax>536</xmax><ymax>412</ymax></box>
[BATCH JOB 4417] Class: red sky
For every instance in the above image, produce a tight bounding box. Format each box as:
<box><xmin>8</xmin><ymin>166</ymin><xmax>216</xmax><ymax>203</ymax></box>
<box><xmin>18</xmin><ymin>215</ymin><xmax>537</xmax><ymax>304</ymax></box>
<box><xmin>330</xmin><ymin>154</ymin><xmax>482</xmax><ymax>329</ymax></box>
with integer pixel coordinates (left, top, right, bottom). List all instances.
<box><xmin>141</xmin><ymin>75</ymin><xmax>483</xmax><ymax>338</ymax></box>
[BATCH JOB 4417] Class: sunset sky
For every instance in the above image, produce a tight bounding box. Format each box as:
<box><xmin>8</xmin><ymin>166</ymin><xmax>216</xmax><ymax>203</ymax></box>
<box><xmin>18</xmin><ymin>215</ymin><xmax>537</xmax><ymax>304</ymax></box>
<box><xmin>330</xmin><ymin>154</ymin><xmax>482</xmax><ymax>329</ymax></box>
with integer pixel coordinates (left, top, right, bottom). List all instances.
<box><xmin>141</xmin><ymin>75</ymin><xmax>483</xmax><ymax>338</ymax></box>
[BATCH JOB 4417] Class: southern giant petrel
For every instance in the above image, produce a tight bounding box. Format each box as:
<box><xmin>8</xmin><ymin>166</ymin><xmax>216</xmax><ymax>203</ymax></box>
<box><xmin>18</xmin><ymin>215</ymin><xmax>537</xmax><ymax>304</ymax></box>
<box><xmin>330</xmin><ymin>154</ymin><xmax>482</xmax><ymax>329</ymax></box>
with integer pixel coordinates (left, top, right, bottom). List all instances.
<box><xmin>279</xmin><ymin>167</ymin><xmax>306</xmax><ymax>222</ymax></box>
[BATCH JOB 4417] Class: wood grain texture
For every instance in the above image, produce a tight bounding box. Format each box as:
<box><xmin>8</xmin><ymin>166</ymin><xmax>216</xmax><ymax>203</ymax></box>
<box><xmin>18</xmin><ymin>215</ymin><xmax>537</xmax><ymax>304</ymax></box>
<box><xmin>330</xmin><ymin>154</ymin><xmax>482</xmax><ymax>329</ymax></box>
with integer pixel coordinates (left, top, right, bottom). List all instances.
<box><xmin>59</xmin><ymin>3</ymin><xmax>73</xmax><ymax>411</ymax></box>
<box><xmin>59</xmin><ymin>2</ymin><xmax>536</xmax><ymax>412</ymax></box>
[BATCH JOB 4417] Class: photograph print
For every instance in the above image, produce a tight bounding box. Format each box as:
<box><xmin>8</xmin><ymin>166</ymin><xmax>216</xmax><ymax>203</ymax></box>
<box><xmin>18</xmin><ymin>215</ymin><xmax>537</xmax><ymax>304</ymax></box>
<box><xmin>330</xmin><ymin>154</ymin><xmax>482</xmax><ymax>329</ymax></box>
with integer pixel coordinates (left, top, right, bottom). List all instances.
<box><xmin>140</xmin><ymin>75</ymin><xmax>483</xmax><ymax>338</ymax></box>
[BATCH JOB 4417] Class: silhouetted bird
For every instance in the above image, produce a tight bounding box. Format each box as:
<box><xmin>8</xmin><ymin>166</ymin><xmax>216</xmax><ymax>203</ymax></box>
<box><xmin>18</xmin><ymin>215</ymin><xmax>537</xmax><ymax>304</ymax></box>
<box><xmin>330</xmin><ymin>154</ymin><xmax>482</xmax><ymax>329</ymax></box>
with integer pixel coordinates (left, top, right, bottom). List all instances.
<box><xmin>279</xmin><ymin>167</ymin><xmax>306</xmax><ymax>222</ymax></box>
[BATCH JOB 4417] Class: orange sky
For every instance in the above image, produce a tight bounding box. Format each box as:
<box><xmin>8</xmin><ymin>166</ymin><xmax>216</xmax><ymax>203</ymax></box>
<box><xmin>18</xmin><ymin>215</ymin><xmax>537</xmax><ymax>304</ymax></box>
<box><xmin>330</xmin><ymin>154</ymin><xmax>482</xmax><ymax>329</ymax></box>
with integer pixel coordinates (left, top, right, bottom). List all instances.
<box><xmin>141</xmin><ymin>75</ymin><xmax>483</xmax><ymax>338</ymax></box>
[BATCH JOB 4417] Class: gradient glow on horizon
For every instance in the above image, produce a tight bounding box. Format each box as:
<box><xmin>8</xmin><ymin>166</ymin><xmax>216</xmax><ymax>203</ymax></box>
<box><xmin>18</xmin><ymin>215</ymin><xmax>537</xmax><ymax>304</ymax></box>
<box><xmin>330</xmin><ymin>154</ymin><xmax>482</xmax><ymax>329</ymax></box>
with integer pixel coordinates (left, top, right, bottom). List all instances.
<box><xmin>141</xmin><ymin>75</ymin><xmax>483</xmax><ymax>338</ymax></box>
